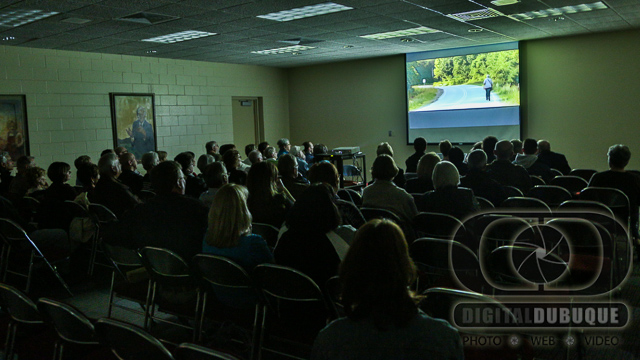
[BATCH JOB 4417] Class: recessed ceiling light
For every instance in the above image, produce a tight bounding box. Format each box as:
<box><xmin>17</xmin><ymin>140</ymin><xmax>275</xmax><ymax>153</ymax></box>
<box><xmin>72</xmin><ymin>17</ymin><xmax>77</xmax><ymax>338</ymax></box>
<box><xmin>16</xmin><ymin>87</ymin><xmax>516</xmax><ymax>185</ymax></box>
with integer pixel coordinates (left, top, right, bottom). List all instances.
<box><xmin>510</xmin><ymin>1</ymin><xmax>607</xmax><ymax>20</ymax></box>
<box><xmin>448</xmin><ymin>8</ymin><xmax>503</xmax><ymax>21</ymax></box>
<box><xmin>468</xmin><ymin>28</ymin><xmax>483</xmax><ymax>33</ymax></box>
<box><xmin>251</xmin><ymin>45</ymin><xmax>316</xmax><ymax>55</ymax></box>
<box><xmin>141</xmin><ymin>30</ymin><xmax>217</xmax><ymax>44</ymax></box>
<box><xmin>0</xmin><ymin>9</ymin><xmax>59</xmax><ymax>27</ymax></box>
<box><xmin>2</xmin><ymin>36</ymin><xmax>15</xmax><ymax>41</ymax></box>
<box><xmin>360</xmin><ymin>27</ymin><xmax>440</xmax><ymax>40</ymax></box>
<box><xmin>257</xmin><ymin>2</ymin><xmax>353</xmax><ymax>22</ymax></box>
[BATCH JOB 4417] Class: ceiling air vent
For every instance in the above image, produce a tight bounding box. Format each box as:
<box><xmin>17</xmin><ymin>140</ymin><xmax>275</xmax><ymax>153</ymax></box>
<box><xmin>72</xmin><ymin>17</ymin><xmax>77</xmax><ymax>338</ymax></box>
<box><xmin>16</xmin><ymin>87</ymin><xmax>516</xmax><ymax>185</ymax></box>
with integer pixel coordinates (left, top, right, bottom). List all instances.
<box><xmin>117</xmin><ymin>12</ymin><xmax>179</xmax><ymax>25</ymax></box>
<box><xmin>448</xmin><ymin>8</ymin><xmax>503</xmax><ymax>21</ymax></box>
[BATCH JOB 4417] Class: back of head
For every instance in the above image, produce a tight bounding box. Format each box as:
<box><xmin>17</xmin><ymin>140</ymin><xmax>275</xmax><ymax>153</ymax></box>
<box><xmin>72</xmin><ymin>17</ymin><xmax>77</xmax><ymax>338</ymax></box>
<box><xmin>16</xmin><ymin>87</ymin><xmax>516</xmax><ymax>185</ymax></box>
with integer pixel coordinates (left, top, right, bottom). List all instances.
<box><xmin>246</xmin><ymin>161</ymin><xmax>278</xmax><ymax>202</ymax></box>
<box><xmin>219</xmin><ymin>144</ymin><xmax>236</xmax><ymax>157</ymax></box>
<box><xmin>511</xmin><ymin>139</ymin><xmax>523</xmax><ymax>155</ymax></box>
<box><xmin>141</xmin><ymin>152</ymin><xmax>159</xmax><ymax>171</ymax></box>
<box><xmin>277</xmin><ymin>154</ymin><xmax>297</xmax><ymax>178</ymax></box>
<box><xmin>101</xmin><ymin>149</ymin><xmax>115</xmax><ymax>158</ymax></box>
<box><xmin>206</xmin><ymin>183</ymin><xmax>251</xmax><ymax>248</ymax></box>
<box><xmin>432</xmin><ymin>161</ymin><xmax>459</xmax><ymax>190</ymax></box>
<box><xmin>119</xmin><ymin>152</ymin><xmax>136</xmax><ymax>169</ymax></box>
<box><xmin>285</xmin><ymin>183</ymin><xmax>340</xmax><ymax>233</ymax></box>
<box><xmin>204</xmin><ymin>162</ymin><xmax>227</xmax><ymax>188</ymax></box>
<box><xmin>439</xmin><ymin>140</ymin><xmax>452</xmax><ymax>158</ymax></box>
<box><xmin>608</xmin><ymin>144</ymin><xmax>631</xmax><ymax>169</ymax></box>
<box><xmin>115</xmin><ymin>146</ymin><xmax>127</xmax><ymax>157</ymax></box>
<box><xmin>313</xmin><ymin>143</ymin><xmax>328</xmax><ymax>156</ymax></box>
<box><xmin>157</xmin><ymin>151</ymin><xmax>168</xmax><ymax>162</ymax></box>
<box><xmin>448</xmin><ymin>146</ymin><xmax>464</xmax><ymax>164</ymax></box>
<box><xmin>197</xmin><ymin>154</ymin><xmax>215</xmax><ymax>173</ymax></box>
<box><xmin>308</xmin><ymin>162</ymin><xmax>339</xmax><ymax>192</ymax></box>
<box><xmin>371</xmin><ymin>154</ymin><xmax>398</xmax><ymax>181</ymax></box>
<box><xmin>76</xmin><ymin>163</ymin><xmax>99</xmax><ymax>188</ymax></box>
<box><xmin>16</xmin><ymin>155</ymin><xmax>33</xmax><ymax>172</ymax></box>
<box><xmin>150</xmin><ymin>161</ymin><xmax>183</xmax><ymax>195</ymax></box>
<box><xmin>467</xmin><ymin>149</ymin><xmax>488</xmax><ymax>170</ymax></box>
<box><xmin>289</xmin><ymin>145</ymin><xmax>302</xmax><ymax>158</ymax></box>
<box><xmin>482</xmin><ymin>136</ymin><xmax>498</xmax><ymax>155</ymax></box>
<box><xmin>413</xmin><ymin>137</ymin><xmax>427</xmax><ymax>152</ymax></box>
<box><xmin>248</xmin><ymin>150</ymin><xmax>263</xmax><ymax>164</ymax></box>
<box><xmin>416</xmin><ymin>152</ymin><xmax>440</xmax><ymax>179</ymax></box>
<box><xmin>98</xmin><ymin>153</ymin><xmax>119</xmax><ymax>178</ymax></box>
<box><xmin>523</xmin><ymin>138</ymin><xmax>538</xmax><ymax>155</ymax></box>
<box><xmin>25</xmin><ymin>167</ymin><xmax>46</xmax><ymax>188</ymax></box>
<box><xmin>174</xmin><ymin>152</ymin><xmax>194</xmax><ymax>172</ymax></box>
<box><xmin>258</xmin><ymin>141</ymin><xmax>269</xmax><ymax>154</ymax></box>
<box><xmin>340</xmin><ymin>219</ymin><xmax>416</xmax><ymax>329</ymax></box>
<box><xmin>244</xmin><ymin>143</ymin><xmax>256</xmax><ymax>157</ymax></box>
<box><xmin>376</xmin><ymin>142</ymin><xmax>394</xmax><ymax>157</ymax></box>
<box><xmin>74</xmin><ymin>155</ymin><xmax>92</xmax><ymax>170</ymax></box>
<box><xmin>47</xmin><ymin>162</ymin><xmax>71</xmax><ymax>184</ymax></box>
<box><xmin>537</xmin><ymin>140</ymin><xmax>551</xmax><ymax>153</ymax></box>
<box><xmin>494</xmin><ymin>140</ymin><xmax>513</xmax><ymax>160</ymax></box>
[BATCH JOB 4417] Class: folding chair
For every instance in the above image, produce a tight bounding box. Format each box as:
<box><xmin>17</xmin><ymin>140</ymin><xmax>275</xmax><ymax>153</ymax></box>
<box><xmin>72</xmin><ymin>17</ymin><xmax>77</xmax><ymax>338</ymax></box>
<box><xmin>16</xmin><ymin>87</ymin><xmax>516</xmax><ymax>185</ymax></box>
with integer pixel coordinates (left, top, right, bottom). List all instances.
<box><xmin>87</xmin><ymin>203</ymin><xmax>118</xmax><ymax>275</ymax></box>
<box><xmin>175</xmin><ymin>343</ymin><xmax>242</xmax><ymax>360</ymax></box>
<box><xmin>500</xmin><ymin>197</ymin><xmax>552</xmax><ymax>212</ymax></box>
<box><xmin>251</xmin><ymin>223</ymin><xmax>280</xmax><ymax>248</ymax></box>
<box><xmin>95</xmin><ymin>318</ymin><xmax>175</xmax><ymax>360</ymax></box>
<box><xmin>569</xmin><ymin>169</ymin><xmax>598</xmax><ymax>182</ymax></box>
<box><xmin>526</xmin><ymin>185</ymin><xmax>572</xmax><ymax>208</ymax></box>
<box><xmin>0</xmin><ymin>283</ymin><xmax>44</xmax><ymax>360</ymax></box>
<box><xmin>549</xmin><ymin>176</ymin><xmax>588</xmax><ymax>198</ymax></box>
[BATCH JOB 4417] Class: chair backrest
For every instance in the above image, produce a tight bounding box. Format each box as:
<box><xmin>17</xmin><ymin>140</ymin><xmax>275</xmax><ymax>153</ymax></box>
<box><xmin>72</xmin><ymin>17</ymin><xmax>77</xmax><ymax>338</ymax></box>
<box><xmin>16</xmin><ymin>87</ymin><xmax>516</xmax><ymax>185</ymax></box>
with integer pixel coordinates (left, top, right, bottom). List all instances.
<box><xmin>337</xmin><ymin>188</ymin><xmax>362</xmax><ymax>206</ymax></box>
<box><xmin>192</xmin><ymin>254</ymin><xmax>252</xmax><ymax>289</ymax></box>
<box><xmin>503</xmin><ymin>186</ymin><xmax>524</xmax><ymax>198</ymax></box>
<box><xmin>475</xmin><ymin>197</ymin><xmax>494</xmax><ymax>210</ymax></box>
<box><xmin>0</xmin><ymin>218</ymin><xmax>42</xmax><ymax>253</ymax></box>
<box><xmin>88</xmin><ymin>203</ymin><xmax>118</xmax><ymax>224</ymax></box>
<box><xmin>579</xmin><ymin>187</ymin><xmax>630</xmax><ymax>226</ymax></box>
<box><xmin>360</xmin><ymin>207</ymin><xmax>402</xmax><ymax>223</ymax></box>
<box><xmin>139</xmin><ymin>247</ymin><xmax>191</xmax><ymax>285</ymax></box>
<box><xmin>251</xmin><ymin>223</ymin><xmax>280</xmax><ymax>248</ymax></box>
<box><xmin>549</xmin><ymin>176</ymin><xmax>588</xmax><ymax>197</ymax></box>
<box><xmin>410</xmin><ymin>238</ymin><xmax>479</xmax><ymax>273</ymax></box>
<box><xmin>569</xmin><ymin>169</ymin><xmax>598</xmax><ymax>182</ymax></box>
<box><xmin>138</xmin><ymin>190</ymin><xmax>157</xmax><ymax>201</ymax></box>
<box><xmin>530</xmin><ymin>175</ymin><xmax>545</xmax><ymax>186</ymax></box>
<box><xmin>95</xmin><ymin>318</ymin><xmax>175</xmax><ymax>360</ymax></box>
<box><xmin>473</xmin><ymin>215</ymin><xmax>532</xmax><ymax>254</ymax></box>
<box><xmin>412</xmin><ymin>212</ymin><xmax>466</xmax><ymax>241</ymax></box>
<box><xmin>64</xmin><ymin>200</ymin><xmax>89</xmax><ymax>218</ymax></box>
<box><xmin>549</xmin><ymin>168</ymin><xmax>563</xmax><ymax>177</ymax></box>
<box><xmin>488</xmin><ymin>244</ymin><xmax>568</xmax><ymax>291</ymax></box>
<box><xmin>37</xmin><ymin>298</ymin><xmax>97</xmax><ymax>344</ymax></box>
<box><xmin>526</xmin><ymin>185</ymin><xmax>573</xmax><ymax>208</ymax></box>
<box><xmin>500</xmin><ymin>197</ymin><xmax>552</xmax><ymax>212</ymax></box>
<box><xmin>175</xmin><ymin>343</ymin><xmax>242</xmax><ymax>360</ymax></box>
<box><xmin>0</xmin><ymin>283</ymin><xmax>41</xmax><ymax>324</ymax></box>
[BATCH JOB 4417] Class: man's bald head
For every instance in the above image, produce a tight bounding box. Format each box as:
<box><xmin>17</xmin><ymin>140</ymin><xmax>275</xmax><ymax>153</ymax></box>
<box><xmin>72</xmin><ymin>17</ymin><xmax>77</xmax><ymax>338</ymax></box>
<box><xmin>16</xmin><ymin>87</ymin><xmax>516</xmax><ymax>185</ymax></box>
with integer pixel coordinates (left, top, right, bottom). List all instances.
<box><xmin>494</xmin><ymin>140</ymin><xmax>513</xmax><ymax>160</ymax></box>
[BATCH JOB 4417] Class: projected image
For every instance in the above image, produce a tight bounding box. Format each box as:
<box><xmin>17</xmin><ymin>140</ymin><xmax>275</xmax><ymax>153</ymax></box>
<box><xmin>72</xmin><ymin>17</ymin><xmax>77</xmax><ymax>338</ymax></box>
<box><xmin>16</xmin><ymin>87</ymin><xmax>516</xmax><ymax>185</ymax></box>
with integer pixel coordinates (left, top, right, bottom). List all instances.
<box><xmin>407</xmin><ymin>50</ymin><xmax>519</xmax><ymax>112</ymax></box>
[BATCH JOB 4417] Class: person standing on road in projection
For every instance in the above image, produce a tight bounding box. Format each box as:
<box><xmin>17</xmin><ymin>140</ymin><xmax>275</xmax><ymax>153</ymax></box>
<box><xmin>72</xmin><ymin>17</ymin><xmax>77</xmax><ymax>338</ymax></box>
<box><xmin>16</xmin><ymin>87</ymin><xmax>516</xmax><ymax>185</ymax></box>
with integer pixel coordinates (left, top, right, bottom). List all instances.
<box><xmin>483</xmin><ymin>74</ymin><xmax>493</xmax><ymax>101</ymax></box>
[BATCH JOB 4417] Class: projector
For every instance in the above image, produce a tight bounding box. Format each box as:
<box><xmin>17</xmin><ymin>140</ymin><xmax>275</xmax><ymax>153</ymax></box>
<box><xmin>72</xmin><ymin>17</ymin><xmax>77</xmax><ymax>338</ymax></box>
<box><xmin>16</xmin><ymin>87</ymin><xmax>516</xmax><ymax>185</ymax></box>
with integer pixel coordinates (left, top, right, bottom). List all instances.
<box><xmin>332</xmin><ymin>146</ymin><xmax>360</xmax><ymax>154</ymax></box>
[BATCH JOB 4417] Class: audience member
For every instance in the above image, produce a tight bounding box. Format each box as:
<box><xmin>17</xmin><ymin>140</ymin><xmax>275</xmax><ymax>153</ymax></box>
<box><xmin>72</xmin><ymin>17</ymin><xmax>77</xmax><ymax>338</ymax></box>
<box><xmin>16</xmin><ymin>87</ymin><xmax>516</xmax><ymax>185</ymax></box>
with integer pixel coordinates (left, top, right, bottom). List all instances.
<box><xmin>460</xmin><ymin>149</ymin><xmax>508</xmax><ymax>207</ymax></box>
<box><xmin>74</xmin><ymin>163</ymin><xmax>99</xmax><ymax>206</ymax></box>
<box><xmin>114</xmin><ymin>146</ymin><xmax>128</xmax><ymax>157</ymax></box>
<box><xmin>243</xmin><ymin>144</ymin><xmax>256</xmax><ymax>166</ymax></box>
<box><xmin>362</xmin><ymin>155</ymin><xmax>417</xmax><ymax>222</ymax></box>
<box><xmin>197</xmin><ymin>154</ymin><xmax>215</xmax><ymax>176</ymax></box>
<box><xmin>118</xmin><ymin>152</ymin><xmax>144</xmax><ymax>194</ymax></box>
<box><xmin>313</xmin><ymin>143</ymin><xmax>328</xmax><ymax>160</ymax></box>
<box><xmin>439</xmin><ymin>140</ymin><xmax>452</xmax><ymax>161</ymax></box>
<box><xmin>377</xmin><ymin>142</ymin><xmax>405</xmax><ymax>188</ymax></box>
<box><xmin>417</xmin><ymin>161</ymin><xmax>479</xmax><ymax>220</ymax></box>
<box><xmin>36</xmin><ymin>162</ymin><xmax>77</xmax><ymax>230</ymax></box>
<box><xmin>246</xmin><ymin>161</ymin><xmax>294</xmax><ymax>228</ymax></box>
<box><xmin>448</xmin><ymin>146</ymin><xmax>468</xmax><ymax>176</ymax></box>
<box><xmin>303</xmin><ymin>141</ymin><xmax>314</xmax><ymax>164</ymax></box>
<box><xmin>73</xmin><ymin>155</ymin><xmax>92</xmax><ymax>186</ymax></box>
<box><xmin>263</xmin><ymin>146</ymin><xmax>278</xmax><ymax>164</ymax></box>
<box><xmin>140</xmin><ymin>151</ymin><xmax>159</xmax><ymax>191</ymax></box>
<box><xmin>24</xmin><ymin>166</ymin><xmax>48</xmax><ymax>197</ymax></box>
<box><xmin>202</xmin><ymin>183</ymin><xmax>273</xmax><ymax>307</ymax></box>
<box><xmin>537</xmin><ymin>139</ymin><xmax>571</xmax><ymax>175</ymax></box>
<box><xmin>275</xmin><ymin>183</ymin><xmax>351</xmax><ymax>287</ymax></box>
<box><xmin>248</xmin><ymin>149</ymin><xmax>263</xmax><ymax>165</ymax></box>
<box><xmin>405</xmin><ymin>137</ymin><xmax>427</xmax><ymax>173</ymax></box>
<box><xmin>157</xmin><ymin>150</ymin><xmax>168</xmax><ymax>162</ymax></box>
<box><xmin>486</xmin><ymin>140</ymin><xmax>532</xmax><ymax>194</ymax></box>
<box><xmin>278</xmin><ymin>154</ymin><xmax>309</xmax><ymax>200</ymax></box>
<box><xmin>205</xmin><ymin>140</ymin><xmax>219</xmax><ymax>156</ymax></box>
<box><xmin>514</xmin><ymin>138</ymin><xmax>554</xmax><ymax>183</ymax></box>
<box><xmin>311</xmin><ymin>219</ymin><xmax>463</xmax><ymax>360</ymax></box>
<box><xmin>482</xmin><ymin>136</ymin><xmax>498</xmax><ymax>164</ymax></box>
<box><xmin>289</xmin><ymin>145</ymin><xmax>309</xmax><ymax>177</ymax></box>
<box><xmin>405</xmin><ymin>152</ymin><xmax>439</xmax><ymax>194</ymax></box>
<box><xmin>174</xmin><ymin>152</ymin><xmax>207</xmax><ymax>198</ymax></box>
<box><xmin>589</xmin><ymin>144</ymin><xmax>640</xmax><ymax>239</ymax></box>
<box><xmin>257</xmin><ymin>141</ymin><xmax>269</xmax><ymax>155</ymax></box>
<box><xmin>100</xmin><ymin>149</ymin><xmax>115</xmax><ymax>157</ymax></box>
<box><xmin>90</xmin><ymin>153</ymin><xmax>141</xmax><ymax>218</ymax></box>
<box><xmin>0</xmin><ymin>152</ymin><xmax>15</xmax><ymax>195</ymax></box>
<box><xmin>277</xmin><ymin>138</ymin><xmax>291</xmax><ymax>158</ymax></box>
<box><xmin>511</xmin><ymin>139</ymin><xmax>523</xmax><ymax>162</ymax></box>
<box><xmin>7</xmin><ymin>155</ymin><xmax>34</xmax><ymax>202</ymax></box>
<box><xmin>111</xmin><ymin>161</ymin><xmax>208</xmax><ymax>261</ymax></box>
<box><xmin>223</xmin><ymin>149</ymin><xmax>247</xmax><ymax>185</ymax></box>
<box><xmin>199</xmin><ymin>162</ymin><xmax>228</xmax><ymax>208</ymax></box>
<box><xmin>219</xmin><ymin>144</ymin><xmax>236</xmax><ymax>157</ymax></box>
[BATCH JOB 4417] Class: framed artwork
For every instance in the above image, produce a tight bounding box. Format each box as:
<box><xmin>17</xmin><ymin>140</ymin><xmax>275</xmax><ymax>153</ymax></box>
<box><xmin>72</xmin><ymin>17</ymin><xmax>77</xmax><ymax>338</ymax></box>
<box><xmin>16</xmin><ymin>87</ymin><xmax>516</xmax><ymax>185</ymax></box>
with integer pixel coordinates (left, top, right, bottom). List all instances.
<box><xmin>0</xmin><ymin>95</ymin><xmax>29</xmax><ymax>160</ymax></box>
<box><xmin>110</xmin><ymin>93</ymin><xmax>156</xmax><ymax>160</ymax></box>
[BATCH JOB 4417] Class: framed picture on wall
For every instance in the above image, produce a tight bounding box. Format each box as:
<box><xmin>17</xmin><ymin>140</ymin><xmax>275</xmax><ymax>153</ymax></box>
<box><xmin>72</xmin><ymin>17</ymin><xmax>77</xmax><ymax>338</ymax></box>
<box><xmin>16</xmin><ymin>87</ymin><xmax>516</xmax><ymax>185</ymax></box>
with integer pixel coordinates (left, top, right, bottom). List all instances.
<box><xmin>109</xmin><ymin>93</ymin><xmax>156</xmax><ymax>159</ymax></box>
<box><xmin>0</xmin><ymin>94</ymin><xmax>29</xmax><ymax>160</ymax></box>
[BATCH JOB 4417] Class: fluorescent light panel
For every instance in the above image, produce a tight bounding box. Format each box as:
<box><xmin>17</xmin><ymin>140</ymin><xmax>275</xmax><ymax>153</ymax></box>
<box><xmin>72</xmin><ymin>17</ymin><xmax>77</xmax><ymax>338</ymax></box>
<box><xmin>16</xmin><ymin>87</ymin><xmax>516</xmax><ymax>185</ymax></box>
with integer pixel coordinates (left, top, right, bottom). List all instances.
<box><xmin>0</xmin><ymin>9</ymin><xmax>59</xmax><ymax>27</ymax></box>
<box><xmin>511</xmin><ymin>1</ymin><xmax>607</xmax><ymax>20</ymax></box>
<box><xmin>448</xmin><ymin>8</ymin><xmax>503</xmax><ymax>21</ymax></box>
<box><xmin>361</xmin><ymin>27</ymin><xmax>439</xmax><ymax>40</ymax></box>
<box><xmin>141</xmin><ymin>30</ymin><xmax>217</xmax><ymax>44</ymax></box>
<box><xmin>251</xmin><ymin>45</ymin><xmax>315</xmax><ymax>55</ymax></box>
<box><xmin>257</xmin><ymin>2</ymin><xmax>352</xmax><ymax>22</ymax></box>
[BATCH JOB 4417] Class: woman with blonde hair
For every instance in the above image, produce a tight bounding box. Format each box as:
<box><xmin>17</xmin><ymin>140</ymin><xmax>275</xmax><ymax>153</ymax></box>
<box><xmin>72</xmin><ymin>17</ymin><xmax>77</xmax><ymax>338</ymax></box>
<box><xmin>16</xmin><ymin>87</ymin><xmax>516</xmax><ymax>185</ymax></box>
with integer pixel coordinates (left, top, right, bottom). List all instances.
<box><xmin>376</xmin><ymin>142</ymin><xmax>405</xmax><ymax>188</ymax></box>
<box><xmin>312</xmin><ymin>219</ymin><xmax>462</xmax><ymax>359</ymax></box>
<box><xmin>203</xmin><ymin>183</ymin><xmax>273</xmax><ymax>271</ymax></box>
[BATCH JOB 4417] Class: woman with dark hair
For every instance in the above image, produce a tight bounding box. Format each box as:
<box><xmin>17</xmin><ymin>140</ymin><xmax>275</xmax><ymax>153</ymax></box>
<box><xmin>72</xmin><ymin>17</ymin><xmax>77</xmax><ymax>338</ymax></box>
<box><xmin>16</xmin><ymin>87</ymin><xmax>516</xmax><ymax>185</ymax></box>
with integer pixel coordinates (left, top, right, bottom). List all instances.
<box><xmin>36</xmin><ymin>162</ymin><xmax>78</xmax><ymax>230</ymax></box>
<box><xmin>448</xmin><ymin>146</ymin><xmax>468</xmax><ymax>176</ymax></box>
<box><xmin>362</xmin><ymin>155</ymin><xmax>417</xmax><ymax>222</ymax></box>
<box><xmin>274</xmin><ymin>183</ymin><xmax>350</xmax><ymax>286</ymax></box>
<box><xmin>24</xmin><ymin>166</ymin><xmax>48</xmax><ymax>197</ymax></box>
<box><xmin>246</xmin><ymin>161</ymin><xmax>294</xmax><ymax>228</ymax></box>
<box><xmin>405</xmin><ymin>152</ymin><xmax>439</xmax><ymax>194</ymax></box>
<box><xmin>312</xmin><ymin>219</ymin><xmax>463</xmax><ymax>360</ymax></box>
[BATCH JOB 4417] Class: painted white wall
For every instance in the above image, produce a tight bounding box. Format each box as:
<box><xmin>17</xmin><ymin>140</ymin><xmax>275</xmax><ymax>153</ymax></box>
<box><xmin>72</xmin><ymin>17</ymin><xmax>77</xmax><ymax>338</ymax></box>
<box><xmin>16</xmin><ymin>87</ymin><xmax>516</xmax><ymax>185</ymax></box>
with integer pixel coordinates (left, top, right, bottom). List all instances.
<box><xmin>0</xmin><ymin>45</ymin><xmax>289</xmax><ymax>173</ymax></box>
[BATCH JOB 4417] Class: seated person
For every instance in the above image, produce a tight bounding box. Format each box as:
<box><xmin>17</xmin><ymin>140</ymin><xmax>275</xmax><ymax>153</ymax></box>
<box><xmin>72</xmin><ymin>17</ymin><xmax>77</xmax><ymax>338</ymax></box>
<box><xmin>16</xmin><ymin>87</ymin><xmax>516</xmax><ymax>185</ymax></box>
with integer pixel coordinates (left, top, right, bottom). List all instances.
<box><xmin>277</xmin><ymin>138</ymin><xmax>291</xmax><ymax>158</ymax></box>
<box><xmin>405</xmin><ymin>137</ymin><xmax>427</xmax><ymax>173</ymax></box>
<box><xmin>263</xmin><ymin>146</ymin><xmax>278</xmax><ymax>164</ymax></box>
<box><xmin>537</xmin><ymin>140</ymin><xmax>571</xmax><ymax>175</ymax></box>
<box><xmin>460</xmin><ymin>150</ymin><xmax>508</xmax><ymax>207</ymax></box>
<box><xmin>417</xmin><ymin>161</ymin><xmax>480</xmax><ymax>220</ymax></box>
<box><xmin>275</xmin><ymin>183</ymin><xmax>351</xmax><ymax>287</ymax></box>
<box><xmin>482</xmin><ymin>136</ymin><xmax>498</xmax><ymax>164</ymax></box>
<box><xmin>312</xmin><ymin>219</ymin><xmax>463</xmax><ymax>360</ymax></box>
<box><xmin>111</xmin><ymin>161</ymin><xmax>208</xmax><ymax>261</ymax></box>
<box><xmin>118</xmin><ymin>152</ymin><xmax>144</xmax><ymax>194</ymax></box>
<box><xmin>73</xmin><ymin>155</ymin><xmax>92</xmax><ymax>187</ymax></box>
<box><xmin>303</xmin><ymin>141</ymin><xmax>314</xmax><ymax>164</ymax></box>
<box><xmin>199</xmin><ymin>162</ymin><xmax>228</xmax><ymax>208</ymax></box>
<box><xmin>197</xmin><ymin>154</ymin><xmax>215</xmax><ymax>178</ymax></box>
<box><xmin>278</xmin><ymin>154</ymin><xmax>309</xmax><ymax>200</ymax></box>
<box><xmin>90</xmin><ymin>153</ymin><xmax>141</xmax><ymax>218</ymax></box>
<box><xmin>362</xmin><ymin>155</ymin><xmax>417</xmax><ymax>223</ymax></box>
<box><xmin>289</xmin><ymin>145</ymin><xmax>309</xmax><ymax>177</ymax></box>
<box><xmin>589</xmin><ymin>144</ymin><xmax>640</xmax><ymax>239</ymax></box>
<box><xmin>7</xmin><ymin>155</ymin><xmax>35</xmax><ymax>203</ymax></box>
<box><xmin>174</xmin><ymin>152</ymin><xmax>207</xmax><ymax>199</ymax></box>
<box><xmin>405</xmin><ymin>152</ymin><xmax>439</xmax><ymax>194</ymax></box>
<box><xmin>448</xmin><ymin>147</ymin><xmax>468</xmax><ymax>176</ymax></box>
<box><xmin>486</xmin><ymin>140</ymin><xmax>533</xmax><ymax>194</ymax></box>
<box><xmin>36</xmin><ymin>162</ymin><xmax>78</xmax><ymax>230</ymax></box>
<box><xmin>222</xmin><ymin>149</ymin><xmax>247</xmax><ymax>185</ymax></box>
<box><xmin>140</xmin><ymin>151</ymin><xmax>159</xmax><ymax>191</ymax></box>
<box><xmin>0</xmin><ymin>152</ymin><xmax>14</xmax><ymax>196</ymax></box>
<box><xmin>246</xmin><ymin>161</ymin><xmax>294</xmax><ymax>228</ymax></box>
<box><xmin>243</xmin><ymin>144</ymin><xmax>256</xmax><ymax>166</ymax></box>
<box><xmin>514</xmin><ymin>138</ymin><xmax>554</xmax><ymax>183</ymax></box>
<box><xmin>377</xmin><ymin>142</ymin><xmax>405</xmax><ymax>188</ymax></box>
<box><xmin>24</xmin><ymin>166</ymin><xmax>48</xmax><ymax>197</ymax></box>
<box><xmin>439</xmin><ymin>140</ymin><xmax>452</xmax><ymax>161</ymax></box>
